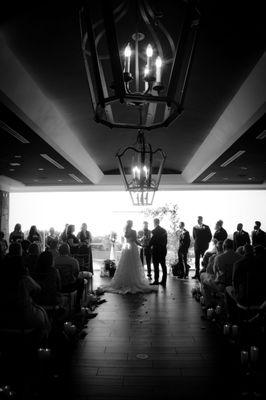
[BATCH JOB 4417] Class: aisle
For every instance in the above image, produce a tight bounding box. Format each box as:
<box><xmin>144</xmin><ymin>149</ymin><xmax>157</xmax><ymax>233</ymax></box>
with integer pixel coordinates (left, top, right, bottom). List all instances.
<box><xmin>68</xmin><ymin>274</ymin><xmax>241</xmax><ymax>400</ymax></box>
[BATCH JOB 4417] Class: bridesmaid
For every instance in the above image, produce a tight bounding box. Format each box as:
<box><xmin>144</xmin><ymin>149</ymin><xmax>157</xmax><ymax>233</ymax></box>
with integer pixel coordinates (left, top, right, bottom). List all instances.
<box><xmin>77</xmin><ymin>223</ymin><xmax>93</xmax><ymax>274</ymax></box>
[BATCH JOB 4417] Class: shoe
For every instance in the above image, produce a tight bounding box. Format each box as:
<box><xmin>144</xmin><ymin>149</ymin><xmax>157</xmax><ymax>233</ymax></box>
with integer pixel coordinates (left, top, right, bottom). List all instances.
<box><xmin>86</xmin><ymin>312</ymin><xmax>98</xmax><ymax>319</ymax></box>
<box><xmin>150</xmin><ymin>282</ymin><xmax>159</xmax><ymax>285</ymax></box>
<box><xmin>159</xmin><ymin>281</ymin><xmax>166</xmax><ymax>286</ymax></box>
<box><xmin>147</xmin><ymin>275</ymin><xmax>152</xmax><ymax>280</ymax></box>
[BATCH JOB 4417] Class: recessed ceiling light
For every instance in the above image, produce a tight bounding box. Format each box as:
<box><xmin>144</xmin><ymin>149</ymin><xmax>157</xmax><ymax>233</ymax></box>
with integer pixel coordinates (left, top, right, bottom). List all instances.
<box><xmin>33</xmin><ymin>179</ymin><xmax>39</xmax><ymax>182</ymax></box>
<box><xmin>38</xmin><ymin>168</ymin><xmax>44</xmax><ymax>171</ymax></box>
<box><xmin>223</xmin><ymin>177</ymin><xmax>229</xmax><ymax>180</ymax></box>
<box><xmin>0</xmin><ymin>120</ymin><xmax>30</xmax><ymax>143</ymax></box>
<box><xmin>9</xmin><ymin>168</ymin><xmax>15</xmax><ymax>171</ymax></box>
<box><xmin>220</xmin><ymin>150</ymin><xmax>246</xmax><ymax>167</ymax></box>
<box><xmin>68</xmin><ymin>173</ymin><xmax>83</xmax><ymax>183</ymax></box>
<box><xmin>57</xmin><ymin>179</ymin><xmax>63</xmax><ymax>182</ymax></box>
<box><xmin>240</xmin><ymin>166</ymin><xmax>247</xmax><ymax>170</ymax></box>
<box><xmin>201</xmin><ymin>172</ymin><xmax>216</xmax><ymax>182</ymax></box>
<box><xmin>256</xmin><ymin>130</ymin><xmax>266</xmax><ymax>140</ymax></box>
<box><xmin>248</xmin><ymin>177</ymin><xmax>253</xmax><ymax>180</ymax></box>
<box><xmin>14</xmin><ymin>155</ymin><xmax>22</xmax><ymax>158</ymax></box>
<box><xmin>9</xmin><ymin>162</ymin><xmax>21</xmax><ymax>166</ymax></box>
<box><xmin>40</xmin><ymin>154</ymin><xmax>64</xmax><ymax>169</ymax></box>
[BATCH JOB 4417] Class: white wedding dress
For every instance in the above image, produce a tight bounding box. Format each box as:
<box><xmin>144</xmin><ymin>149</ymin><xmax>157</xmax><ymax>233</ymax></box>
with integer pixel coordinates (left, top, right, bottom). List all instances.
<box><xmin>102</xmin><ymin>230</ymin><xmax>158</xmax><ymax>295</ymax></box>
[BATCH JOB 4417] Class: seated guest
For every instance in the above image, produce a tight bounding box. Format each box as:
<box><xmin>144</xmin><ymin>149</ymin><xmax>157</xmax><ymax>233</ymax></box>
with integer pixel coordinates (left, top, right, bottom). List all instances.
<box><xmin>48</xmin><ymin>238</ymin><xmax>60</xmax><ymax>260</ymax></box>
<box><xmin>34</xmin><ymin>251</ymin><xmax>62</xmax><ymax>307</ymax></box>
<box><xmin>7</xmin><ymin>242</ymin><xmax>24</xmax><ymax>258</ymax></box>
<box><xmin>200</xmin><ymin>239</ymin><xmax>218</xmax><ymax>274</ymax></box>
<box><xmin>46</xmin><ymin>227</ymin><xmax>58</xmax><ymax>249</ymax></box>
<box><xmin>9</xmin><ymin>223</ymin><xmax>24</xmax><ymax>243</ymax></box>
<box><xmin>27</xmin><ymin>225</ymin><xmax>42</xmax><ymax>246</ymax></box>
<box><xmin>233</xmin><ymin>223</ymin><xmax>250</xmax><ymax>251</ymax></box>
<box><xmin>54</xmin><ymin>244</ymin><xmax>84</xmax><ymax>311</ymax></box>
<box><xmin>66</xmin><ymin>224</ymin><xmax>80</xmax><ymax>255</ymax></box>
<box><xmin>21</xmin><ymin>239</ymin><xmax>31</xmax><ymax>257</ymax></box>
<box><xmin>201</xmin><ymin>239</ymin><xmax>242</xmax><ymax>308</ymax></box>
<box><xmin>213</xmin><ymin>220</ymin><xmax>228</xmax><ymax>243</ymax></box>
<box><xmin>235</xmin><ymin>246</ymin><xmax>245</xmax><ymax>256</ymax></box>
<box><xmin>0</xmin><ymin>231</ymin><xmax>8</xmax><ymax>259</ymax></box>
<box><xmin>25</xmin><ymin>243</ymin><xmax>40</xmax><ymax>275</ymax></box>
<box><xmin>251</xmin><ymin>221</ymin><xmax>266</xmax><ymax>247</ymax></box>
<box><xmin>0</xmin><ymin>252</ymin><xmax>50</xmax><ymax>341</ymax></box>
<box><xmin>77</xmin><ymin>223</ymin><xmax>93</xmax><ymax>274</ymax></box>
<box><xmin>200</xmin><ymin>241</ymin><xmax>224</xmax><ymax>286</ymax></box>
<box><xmin>225</xmin><ymin>245</ymin><xmax>266</xmax><ymax>320</ymax></box>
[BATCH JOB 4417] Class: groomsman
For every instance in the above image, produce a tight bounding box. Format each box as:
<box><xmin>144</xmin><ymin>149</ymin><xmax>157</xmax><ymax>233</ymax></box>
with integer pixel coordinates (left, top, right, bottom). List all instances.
<box><xmin>233</xmin><ymin>223</ymin><xmax>250</xmax><ymax>250</ymax></box>
<box><xmin>178</xmin><ymin>222</ymin><xmax>191</xmax><ymax>278</ymax></box>
<box><xmin>213</xmin><ymin>220</ymin><xmax>228</xmax><ymax>243</ymax></box>
<box><xmin>192</xmin><ymin>216</ymin><xmax>212</xmax><ymax>279</ymax></box>
<box><xmin>138</xmin><ymin>221</ymin><xmax>152</xmax><ymax>279</ymax></box>
<box><xmin>149</xmin><ymin>219</ymin><xmax>168</xmax><ymax>286</ymax></box>
<box><xmin>251</xmin><ymin>221</ymin><xmax>266</xmax><ymax>247</ymax></box>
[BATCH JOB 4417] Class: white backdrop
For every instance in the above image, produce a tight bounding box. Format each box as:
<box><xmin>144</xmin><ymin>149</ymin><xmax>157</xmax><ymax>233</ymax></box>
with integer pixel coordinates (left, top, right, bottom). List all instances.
<box><xmin>9</xmin><ymin>190</ymin><xmax>266</xmax><ymax>238</ymax></box>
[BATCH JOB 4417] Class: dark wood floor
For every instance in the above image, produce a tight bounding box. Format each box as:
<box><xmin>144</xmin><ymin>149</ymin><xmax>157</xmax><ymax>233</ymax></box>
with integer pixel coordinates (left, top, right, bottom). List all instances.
<box><xmin>65</xmin><ymin>273</ymin><xmax>251</xmax><ymax>400</ymax></box>
<box><xmin>1</xmin><ymin>271</ymin><xmax>264</xmax><ymax>400</ymax></box>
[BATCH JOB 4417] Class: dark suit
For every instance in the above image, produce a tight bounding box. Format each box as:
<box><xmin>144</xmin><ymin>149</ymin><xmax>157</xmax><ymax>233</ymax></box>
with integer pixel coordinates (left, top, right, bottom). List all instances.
<box><xmin>138</xmin><ymin>228</ymin><xmax>152</xmax><ymax>277</ymax></box>
<box><xmin>251</xmin><ymin>229</ymin><xmax>266</xmax><ymax>247</ymax></box>
<box><xmin>178</xmin><ymin>229</ymin><xmax>191</xmax><ymax>277</ymax></box>
<box><xmin>233</xmin><ymin>230</ymin><xmax>250</xmax><ymax>250</ymax></box>
<box><xmin>213</xmin><ymin>227</ymin><xmax>228</xmax><ymax>243</ymax></box>
<box><xmin>193</xmin><ymin>224</ymin><xmax>212</xmax><ymax>276</ymax></box>
<box><xmin>149</xmin><ymin>226</ymin><xmax>167</xmax><ymax>284</ymax></box>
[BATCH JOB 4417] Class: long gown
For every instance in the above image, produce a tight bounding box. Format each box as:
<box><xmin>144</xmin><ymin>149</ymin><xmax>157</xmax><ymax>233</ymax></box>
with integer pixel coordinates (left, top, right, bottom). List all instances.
<box><xmin>102</xmin><ymin>230</ymin><xmax>158</xmax><ymax>295</ymax></box>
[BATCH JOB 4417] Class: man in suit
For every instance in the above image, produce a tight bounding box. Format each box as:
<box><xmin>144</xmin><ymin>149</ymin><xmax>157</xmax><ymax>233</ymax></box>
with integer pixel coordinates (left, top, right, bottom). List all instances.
<box><xmin>192</xmin><ymin>216</ymin><xmax>212</xmax><ymax>280</ymax></box>
<box><xmin>233</xmin><ymin>223</ymin><xmax>250</xmax><ymax>250</ymax></box>
<box><xmin>213</xmin><ymin>220</ymin><xmax>228</xmax><ymax>243</ymax></box>
<box><xmin>138</xmin><ymin>221</ymin><xmax>152</xmax><ymax>279</ymax></box>
<box><xmin>149</xmin><ymin>218</ymin><xmax>167</xmax><ymax>286</ymax></box>
<box><xmin>178</xmin><ymin>222</ymin><xmax>191</xmax><ymax>278</ymax></box>
<box><xmin>251</xmin><ymin>221</ymin><xmax>266</xmax><ymax>247</ymax></box>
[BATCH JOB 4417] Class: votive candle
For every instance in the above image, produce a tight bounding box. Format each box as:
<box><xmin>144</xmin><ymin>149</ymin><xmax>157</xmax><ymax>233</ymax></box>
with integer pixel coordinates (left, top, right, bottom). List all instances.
<box><xmin>250</xmin><ymin>346</ymin><xmax>259</xmax><ymax>363</ymax></box>
<box><xmin>223</xmin><ymin>324</ymin><xmax>230</xmax><ymax>335</ymax></box>
<box><xmin>232</xmin><ymin>324</ymin><xmax>239</xmax><ymax>337</ymax></box>
<box><xmin>241</xmin><ymin>350</ymin><xmax>249</xmax><ymax>365</ymax></box>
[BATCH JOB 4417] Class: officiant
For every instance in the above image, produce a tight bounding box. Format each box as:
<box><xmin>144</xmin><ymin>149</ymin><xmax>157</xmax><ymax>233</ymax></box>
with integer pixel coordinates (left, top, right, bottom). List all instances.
<box><xmin>138</xmin><ymin>221</ymin><xmax>152</xmax><ymax>280</ymax></box>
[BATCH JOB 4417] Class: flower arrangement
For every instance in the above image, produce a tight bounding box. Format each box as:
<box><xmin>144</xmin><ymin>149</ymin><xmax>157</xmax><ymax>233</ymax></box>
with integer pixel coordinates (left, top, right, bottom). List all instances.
<box><xmin>110</xmin><ymin>231</ymin><xmax>117</xmax><ymax>243</ymax></box>
<box><xmin>102</xmin><ymin>259</ymin><xmax>116</xmax><ymax>277</ymax></box>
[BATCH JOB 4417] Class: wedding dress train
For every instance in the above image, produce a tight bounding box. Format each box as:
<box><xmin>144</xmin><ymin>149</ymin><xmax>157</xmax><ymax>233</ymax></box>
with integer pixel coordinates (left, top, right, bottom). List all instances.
<box><xmin>102</xmin><ymin>238</ymin><xmax>158</xmax><ymax>295</ymax></box>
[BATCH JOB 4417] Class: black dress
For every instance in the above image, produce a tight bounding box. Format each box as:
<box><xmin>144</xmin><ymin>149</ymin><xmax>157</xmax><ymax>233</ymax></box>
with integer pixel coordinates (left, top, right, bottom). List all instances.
<box><xmin>77</xmin><ymin>230</ymin><xmax>94</xmax><ymax>274</ymax></box>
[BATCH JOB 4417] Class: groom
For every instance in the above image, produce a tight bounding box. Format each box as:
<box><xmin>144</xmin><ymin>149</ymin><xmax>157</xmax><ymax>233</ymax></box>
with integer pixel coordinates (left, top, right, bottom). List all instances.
<box><xmin>149</xmin><ymin>218</ymin><xmax>167</xmax><ymax>286</ymax></box>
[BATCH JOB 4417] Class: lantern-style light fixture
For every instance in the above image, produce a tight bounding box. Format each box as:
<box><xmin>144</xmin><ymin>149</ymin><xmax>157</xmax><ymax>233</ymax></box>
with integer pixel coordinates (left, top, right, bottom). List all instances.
<box><xmin>116</xmin><ymin>130</ymin><xmax>166</xmax><ymax>205</ymax></box>
<box><xmin>79</xmin><ymin>0</ymin><xmax>200</xmax><ymax>131</ymax></box>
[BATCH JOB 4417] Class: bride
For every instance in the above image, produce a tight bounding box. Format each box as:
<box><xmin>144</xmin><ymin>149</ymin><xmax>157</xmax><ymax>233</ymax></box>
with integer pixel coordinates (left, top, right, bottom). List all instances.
<box><xmin>102</xmin><ymin>220</ymin><xmax>158</xmax><ymax>294</ymax></box>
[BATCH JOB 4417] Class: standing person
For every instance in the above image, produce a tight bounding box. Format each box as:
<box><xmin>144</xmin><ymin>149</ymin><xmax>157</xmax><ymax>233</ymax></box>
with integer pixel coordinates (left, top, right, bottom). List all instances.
<box><xmin>149</xmin><ymin>218</ymin><xmax>168</xmax><ymax>286</ymax></box>
<box><xmin>66</xmin><ymin>225</ymin><xmax>80</xmax><ymax>256</ymax></box>
<box><xmin>233</xmin><ymin>223</ymin><xmax>250</xmax><ymax>250</ymax></box>
<box><xmin>27</xmin><ymin>225</ymin><xmax>41</xmax><ymax>244</ymax></box>
<box><xmin>0</xmin><ymin>231</ymin><xmax>8</xmax><ymax>259</ymax></box>
<box><xmin>178</xmin><ymin>222</ymin><xmax>191</xmax><ymax>278</ymax></box>
<box><xmin>251</xmin><ymin>221</ymin><xmax>266</xmax><ymax>247</ymax></box>
<box><xmin>59</xmin><ymin>224</ymin><xmax>69</xmax><ymax>244</ymax></box>
<box><xmin>77</xmin><ymin>223</ymin><xmax>93</xmax><ymax>274</ymax></box>
<box><xmin>9</xmin><ymin>223</ymin><xmax>24</xmax><ymax>243</ymax></box>
<box><xmin>213</xmin><ymin>220</ymin><xmax>228</xmax><ymax>243</ymax></box>
<box><xmin>138</xmin><ymin>221</ymin><xmax>152</xmax><ymax>280</ymax></box>
<box><xmin>192</xmin><ymin>216</ymin><xmax>212</xmax><ymax>280</ymax></box>
<box><xmin>46</xmin><ymin>227</ymin><xmax>58</xmax><ymax>249</ymax></box>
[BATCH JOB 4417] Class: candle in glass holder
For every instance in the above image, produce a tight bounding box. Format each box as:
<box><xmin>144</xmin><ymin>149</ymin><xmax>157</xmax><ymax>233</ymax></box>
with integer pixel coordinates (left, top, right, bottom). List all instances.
<box><xmin>215</xmin><ymin>305</ymin><xmax>222</xmax><ymax>314</ymax></box>
<box><xmin>200</xmin><ymin>296</ymin><xmax>204</xmax><ymax>305</ymax></box>
<box><xmin>240</xmin><ymin>350</ymin><xmax>249</xmax><ymax>365</ymax></box>
<box><xmin>207</xmin><ymin>308</ymin><xmax>214</xmax><ymax>318</ymax></box>
<box><xmin>223</xmin><ymin>324</ymin><xmax>231</xmax><ymax>335</ymax></box>
<box><xmin>64</xmin><ymin>321</ymin><xmax>72</xmax><ymax>333</ymax></box>
<box><xmin>37</xmin><ymin>348</ymin><xmax>51</xmax><ymax>361</ymax></box>
<box><xmin>232</xmin><ymin>324</ymin><xmax>239</xmax><ymax>337</ymax></box>
<box><xmin>250</xmin><ymin>346</ymin><xmax>259</xmax><ymax>363</ymax></box>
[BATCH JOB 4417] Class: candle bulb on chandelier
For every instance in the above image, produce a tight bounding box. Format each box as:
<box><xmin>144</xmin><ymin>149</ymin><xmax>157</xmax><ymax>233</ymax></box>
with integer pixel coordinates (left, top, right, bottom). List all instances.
<box><xmin>155</xmin><ymin>56</ymin><xmax>162</xmax><ymax>82</ymax></box>
<box><xmin>124</xmin><ymin>44</ymin><xmax>131</xmax><ymax>73</ymax></box>
<box><xmin>144</xmin><ymin>66</ymin><xmax>149</xmax><ymax>90</ymax></box>
<box><xmin>146</xmin><ymin>44</ymin><xmax>153</xmax><ymax>70</ymax></box>
<box><xmin>143</xmin><ymin>165</ymin><xmax>148</xmax><ymax>179</ymax></box>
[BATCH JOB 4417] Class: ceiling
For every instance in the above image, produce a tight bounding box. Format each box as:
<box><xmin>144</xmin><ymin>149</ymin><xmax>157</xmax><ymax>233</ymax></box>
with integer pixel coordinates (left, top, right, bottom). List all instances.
<box><xmin>0</xmin><ymin>0</ymin><xmax>265</xmax><ymax>191</ymax></box>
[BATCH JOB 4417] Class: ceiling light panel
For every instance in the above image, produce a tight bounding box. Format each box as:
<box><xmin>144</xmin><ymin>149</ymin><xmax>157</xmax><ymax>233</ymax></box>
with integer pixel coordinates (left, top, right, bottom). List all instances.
<box><xmin>40</xmin><ymin>154</ymin><xmax>64</xmax><ymax>169</ymax></box>
<box><xmin>68</xmin><ymin>173</ymin><xmax>83</xmax><ymax>183</ymax></box>
<box><xmin>220</xmin><ymin>150</ymin><xmax>246</xmax><ymax>167</ymax></box>
<box><xmin>201</xmin><ymin>172</ymin><xmax>216</xmax><ymax>182</ymax></box>
<box><xmin>0</xmin><ymin>120</ymin><xmax>30</xmax><ymax>144</ymax></box>
<box><xmin>256</xmin><ymin>130</ymin><xmax>266</xmax><ymax>140</ymax></box>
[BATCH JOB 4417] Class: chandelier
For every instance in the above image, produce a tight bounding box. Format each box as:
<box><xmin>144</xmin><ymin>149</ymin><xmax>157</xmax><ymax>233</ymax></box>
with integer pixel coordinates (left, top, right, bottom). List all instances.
<box><xmin>79</xmin><ymin>0</ymin><xmax>200</xmax><ymax>130</ymax></box>
<box><xmin>116</xmin><ymin>130</ymin><xmax>166</xmax><ymax>205</ymax></box>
